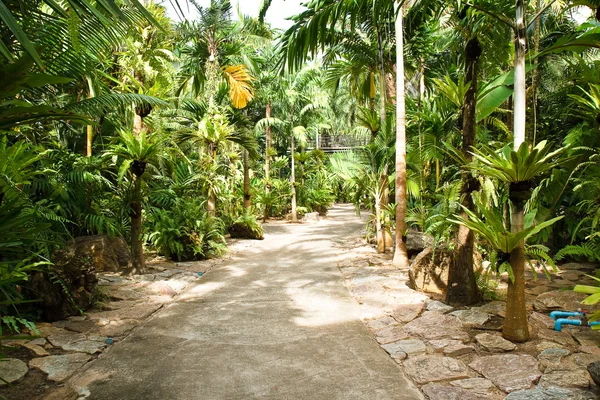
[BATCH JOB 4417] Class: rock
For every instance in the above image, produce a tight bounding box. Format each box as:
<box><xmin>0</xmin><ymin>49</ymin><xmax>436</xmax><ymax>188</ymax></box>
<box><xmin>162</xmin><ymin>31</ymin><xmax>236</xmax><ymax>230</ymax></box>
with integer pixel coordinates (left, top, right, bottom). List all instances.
<box><xmin>27</xmin><ymin>242</ymin><xmax>101</xmax><ymax>321</ymax></box>
<box><xmin>375</xmin><ymin>325</ymin><xmax>410</xmax><ymax>344</ymax></box>
<box><xmin>450</xmin><ymin>378</ymin><xmax>496</xmax><ymax>394</ymax></box>
<box><xmin>469</xmin><ymin>354</ymin><xmax>541</xmax><ymax>392</ymax></box>
<box><xmin>572</xmin><ymin>331</ymin><xmax>600</xmax><ymax>348</ymax></box>
<box><xmin>367</xmin><ymin>316</ymin><xmax>398</xmax><ymax>331</ymax></box>
<box><xmin>475</xmin><ymin>301</ymin><xmax>506</xmax><ymax>317</ymax></box>
<box><xmin>300</xmin><ymin>212</ymin><xmax>320</xmax><ymax>223</ymax></box>
<box><xmin>538</xmin><ymin>348</ymin><xmax>570</xmax><ymax>372</ymax></box>
<box><xmin>404</xmin><ymin>355</ymin><xmax>470</xmax><ymax>384</ymax></box>
<box><xmin>538</xmin><ymin>347</ymin><xmax>570</xmax><ymax>361</ymax></box>
<box><xmin>428</xmin><ymin>339</ymin><xmax>464</xmax><ymax>352</ymax></box>
<box><xmin>381</xmin><ymin>339</ymin><xmax>426</xmax><ymax>358</ymax></box>
<box><xmin>88</xmin><ymin>303</ymin><xmax>162</xmax><ymax>322</ymax></box>
<box><xmin>228</xmin><ymin>221</ymin><xmax>264</xmax><ymax>239</ymax></box>
<box><xmin>29</xmin><ymin>353</ymin><xmax>92</xmax><ymax>382</ymax></box>
<box><xmin>409</xmin><ymin>246</ymin><xmax>482</xmax><ymax>296</ymax></box>
<box><xmin>28</xmin><ymin>338</ymin><xmax>47</xmax><ymax>346</ymax></box>
<box><xmin>537</xmin><ymin>329</ymin><xmax>577</xmax><ymax>348</ymax></box>
<box><xmin>157</xmin><ymin>283</ymin><xmax>178</xmax><ymax>297</ymax></box>
<box><xmin>23</xmin><ymin>343</ymin><xmax>50</xmax><ymax>356</ymax></box>
<box><xmin>67</xmin><ymin>235</ymin><xmax>131</xmax><ymax>273</ymax></box>
<box><xmin>533</xmin><ymin>291</ymin><xmax>589</xmax><ymax>312</ymax></box>
<box><xmin>408</xmin><ymin>247</ymin><xmax>451</xmax><ymax>295</ymax></box>
<box><xmin>529</xmin><ymin>312</ymin><xmax>556</xmax><ymax>331</ymax></box>
<box><xmin>404</xmin><ymin>311</ymin><xmax>468</xmax><ymax>341</ymax></box>
<box><xmin>505</xmin><ymin>387</ymin><xmax>597</xmax><ymax>400</ymax></box>
<box><xmin>573</xmin><ymin>353</ymin><xmax>600</xmax><ymax>368</ymax></box>
<box><xmin>48</xmin><ymin>332</ymin><xmax>105</xmax><ymax>354</ymax></box>
<box><xmin>426</xmin><ymin>300</ymin><xmax>454</xmax><ymax>313</ymax></box>
<box><xmin>392</xmin><ymin>303</ymin><xmax>423</xmax><ymax>323</ymax></box>
<box><xmin>475</xmin><ymin>333</ymin><xmax>517</xmax><ymax>352</ymax></box>
<box><xmin>539</xmin><ymin>369</ymin><xmax>590</xmax><ymax>389</ymax></box>
<box><xmin>53</xmin><ymin>319</ymin><xmax>100</xmax><ymax>334</ymax></box>
<box><xmin>444</xmin><ymin>343</ymin><xmax>475</xmax><ymax>357</ymax></box>
<box><xmin>587</xmin><ymin>360</ymin><xmax>600</xmax><ymax>386</ymax></box>
<box><xmin>98</xmin><ymin>319</ymin><xmax>139</xmax><ymax>337</ymax></box>
<box><xmin>450</xmin><ymin>309</ymin><xmax>490</xmax><ymax>326</ymax></box>
<box><xmin>526</xmin><ymin>286</ymin><xmax>552</xmax><ymax>296</ymax></box>
<box><xmin>536</xmin><ymin>341</ymin><xmax>565</xmax><ymax>352</ymax></box>
<box><xmin>559</xmin><ymin>262</ymin><xmax>596</xmax><ymax>271</ymax></box>
<box><xmin>109</xmin><ymin>288</ymin><xmax>145</xmax><ymax>301</ymax></box>
<box><xmin>0</xmin><ymin>358</ymin><xmax>28</xmax><ymax>386</ymax></box>
<box><xmin>405</xmin><ymin>229</ymin><xmax>433</xmax><ymax>257</ymax></box>
<box><xmin>422</xmin><ymin>383</ymin><xmax>488</xmax><ymax>400</ymax></box>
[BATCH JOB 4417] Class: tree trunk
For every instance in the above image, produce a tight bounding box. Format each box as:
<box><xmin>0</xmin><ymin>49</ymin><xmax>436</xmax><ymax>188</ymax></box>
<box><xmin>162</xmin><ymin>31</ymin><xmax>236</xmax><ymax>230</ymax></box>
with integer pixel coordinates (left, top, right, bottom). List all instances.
<box><xmin>86</xmin><ymin>76</ymin><xmax>95</xmax><ymax>157</ymax></box>
<box><xmin>264</xmin><ymin>103</ymin><xmax>272</xmax><ymax>221</ymax></box>
<box><xmin>290</xmin><ymin>131</ymin><xmax>298</xmax><ymax>223</ymax></box>
<box><xmin>133</xmin><ymin>113</ymin><xmax>143</xmax><ymax>135</ymax></box>
<box><xmin>381</xmin><ymin>174</ymin><xmax>393</xmax><ymax>249</ymax></box>
<box><xmin>207</xmin><ymin>188</ymin><xmax>216</xmax><ymax>217</ymax></box>
<box><xmin>503</xmin><ymin>204</ymin><xmax>529</xmax><ymax>342</ymax></box>
<box><xmin>530</xmin><ymin>0</ymin><xmax>541</xmax><ymax>145</ymax></box>
<box><xmin>502</xmin><ymin>0</ymin><xmax>530</xmax><ymax>342</ymax></box>
<box><xmin>446</xmin><ymin>37</ymin><xmax>482</xmax><ymax>306</ymax></box>
<box><xmin>243</xmin><ymin>149</ymin><xmax>251</xmax><ymax>210</ymax></box>
<box><xmin>392</xmin><ymin>3</ymin><xmax>409</xmax><ymax>268</ymax></box>
<box><xmin>377</xmin><ymin>25</ymin><xmax>387</xmax><ymax>127</ymax></box>
<box><xmin>375</xmin><ymin>186</ymin><xmax>385</xmax><ymax>254</ymax></box>
<box><xmin>130</xmin><ymin>173</ymin><xmax>145</xmax><ymax>274</ymax></box>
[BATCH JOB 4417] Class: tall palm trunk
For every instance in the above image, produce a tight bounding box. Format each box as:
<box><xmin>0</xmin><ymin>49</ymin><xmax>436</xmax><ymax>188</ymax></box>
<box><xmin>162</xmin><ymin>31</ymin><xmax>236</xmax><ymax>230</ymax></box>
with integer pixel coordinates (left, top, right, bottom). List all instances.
<box><xmin>392</xmin><ymin>3</ymin><xmax>409</xmax><ymax>268</ymax></box>
<box><xmin>130</xmin><ymin>164</ymin><xmax>146</xmax><ymax>274</ymax></box>
<box><xmin>447</xmin><ymin>37</ymin><xmax>482</xmax><ymax>305</ymax></box>
<box><xmin>86</xmin><ymin>76</ymin><xmax>95</xmax><ymax>157</ymax></box>
<box><xmin>503</xmin><ymin>0</ymin><xmax>530</xmax><ymax>342</ymax></box>
<box><xmin>375</xmin><ymin>183</ymin><xmax>385</xmax><ymax>254</ymax></box>
<box><xmin>264</xmin><ymin>102</ymin><xmax>272</xmax><ymax>221</ymax></box>
<box><xmin>290</xmin><ymin>129</ymin><xmax>298</xmax><ymax>223</ymax></box>
<box><xmin>530</xmin><ymin>0</ymin><xmax>541</xmax><ymax>145</ymax></box>
<box><xmin>243</xmin><ymin>149</ymin><xmax>251</xmax><ymax>210</ymax></box>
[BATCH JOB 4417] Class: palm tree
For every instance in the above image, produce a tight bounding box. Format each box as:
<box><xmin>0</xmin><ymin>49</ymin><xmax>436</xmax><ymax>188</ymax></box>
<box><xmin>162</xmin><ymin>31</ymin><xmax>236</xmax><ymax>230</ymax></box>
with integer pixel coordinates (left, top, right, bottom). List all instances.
<box><xmin>106</xmin><ymin>130</ymin><xmax>164</xmax><ymax>274</ymax></box>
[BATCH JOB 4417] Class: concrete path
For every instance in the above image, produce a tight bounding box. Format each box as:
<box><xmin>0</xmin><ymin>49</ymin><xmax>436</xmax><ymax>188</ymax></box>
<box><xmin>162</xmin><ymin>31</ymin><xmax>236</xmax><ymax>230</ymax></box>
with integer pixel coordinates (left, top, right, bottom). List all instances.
<box><xmin>71</xmin><ymin>204</ymin><xmax>423</xmax><ymax>400</ymax></box>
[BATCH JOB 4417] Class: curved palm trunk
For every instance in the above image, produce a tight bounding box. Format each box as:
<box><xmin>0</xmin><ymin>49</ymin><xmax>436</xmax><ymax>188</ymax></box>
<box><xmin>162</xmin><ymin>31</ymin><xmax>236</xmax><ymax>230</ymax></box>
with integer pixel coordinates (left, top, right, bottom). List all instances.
<box><xmin>392</xmin><ymin>3</ymin><xmax>409</xmax><ymax>268</ymax></box>
<box><xmin>503</xmin><ymin>0</ymin><xmax>529</xmax><ymax>342</ymax></box>
<box><xmin>447</xmin><ymin>37</ymin><xmax>482</xmax><ymax>305</ymax></box>
<box><xmin>243</xmin><ymin>149</ymin><xmax>251</xmax><ymax>210</ymax></box>
<box><xmin>375</xmin><ymin>185</ymin><xmax>385</xmax><ymax>254</ymax></box>
<box><xmin>130</xmin><ymin>171</ymin><xmax>145</xmax><ymax>274</ymax></box>
<box><xmin>86</xmin><ymin>76</ymin><xmax>95</xmax><ymax>157</ymax></box>
<box><xmin>264</xmin><ymin>102</ymin><xmax>272</xmax><ymax>221</ymax></box>
<box><xmin>290</xmin><ymin>129</ymin><xmax>298</xmax><ymax>223</ymax></box>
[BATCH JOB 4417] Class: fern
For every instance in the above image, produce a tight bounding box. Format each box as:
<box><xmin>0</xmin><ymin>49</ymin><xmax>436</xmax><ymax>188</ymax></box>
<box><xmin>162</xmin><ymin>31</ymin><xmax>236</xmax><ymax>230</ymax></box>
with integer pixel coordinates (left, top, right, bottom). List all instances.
<box><xmin>556</xmin><ymin>241</ymin><xmax>600</xmax><ymax>263</ymax></box>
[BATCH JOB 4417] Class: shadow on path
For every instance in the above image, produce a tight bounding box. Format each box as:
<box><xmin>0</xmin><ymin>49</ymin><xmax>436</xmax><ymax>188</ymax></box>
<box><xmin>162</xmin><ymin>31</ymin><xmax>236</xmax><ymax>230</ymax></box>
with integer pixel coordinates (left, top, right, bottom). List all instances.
<box><xmin>69</xmin><ymin>204</ymin><xmax>423</xmax><ymax>400</ymax></box>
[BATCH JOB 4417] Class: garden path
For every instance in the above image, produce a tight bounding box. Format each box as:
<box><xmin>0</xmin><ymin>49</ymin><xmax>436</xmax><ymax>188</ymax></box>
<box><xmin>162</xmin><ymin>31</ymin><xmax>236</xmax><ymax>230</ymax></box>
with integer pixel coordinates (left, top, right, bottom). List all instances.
<box><xmin>69</xmin><ymin>204</ymin><xmax>423</xmax><ymax>400</ymax></box>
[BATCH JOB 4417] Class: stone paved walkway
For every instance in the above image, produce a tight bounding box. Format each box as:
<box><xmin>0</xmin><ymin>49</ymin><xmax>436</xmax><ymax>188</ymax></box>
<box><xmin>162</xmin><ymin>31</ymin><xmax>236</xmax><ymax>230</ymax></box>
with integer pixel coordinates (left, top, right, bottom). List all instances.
<box><xmin>68</xmin><ymin>204</ymin><xmax>423</xmax><ymax>400</ymax></box>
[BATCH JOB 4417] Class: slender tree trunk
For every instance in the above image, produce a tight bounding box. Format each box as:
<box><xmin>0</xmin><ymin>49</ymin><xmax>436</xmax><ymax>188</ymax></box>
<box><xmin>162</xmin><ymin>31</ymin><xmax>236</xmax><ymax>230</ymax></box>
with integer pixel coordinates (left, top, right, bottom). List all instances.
<box><xmin>503</xmin><ymin>204</ymin><xmax>529</xmax><ymax>342</ymax></box>
<box><xmin>133</xmin><ymin>113</ymin><xmax>143</xmax><ymax>135</ymax></box>
<box><xmin>446</xmin><ymin>37</ymin><xmax>482</xmax><ymax>305</ymax></box>
<box><xmin>264</xmin><ymin>103</ymin><xmax>272</xmax><ymax>221</ymax></box>
<box><xmin>530</xmin><ymin>0</ymin><xmax>541</xmax><ymax>145</ymax></box>
<box><xmin>377</xmin><ymin>26</ymin><xmax>387</xmax><ymax>127</ymax></box>
<box><xmin>130</xmin><ymin>171</ymin><xmax>145</xmax><ymax>274</ymax></box>
<box><xmin>207</xmin><ymin>188</ymin><xmax>216</xmax><ymax>217</ymax></box>
<box><xmin>86</xmin><ymin>76</ymin><xmax>95</xmax><ymax>157</ymax></box>
<box><xmin>290</xmin><ymin>128</ymin><xmax>298</xmax><ymax>223</ymax></box>
<box><xmin>503</xmin><ymin>0</ymin><xmax>530</xmax><ymax>342</ymax></box>
<box><xmin>243</xmin><ymin>149</ymin><xmax>251</xmax><ymax>210</ymax></box>
<box><xmin>375</xmin><ymin>184</ymin><xmax>385</xmax><ymax>253</ymax></box>
<box><xmin>392</xmin><ymin>3</ymin><xmax>409</xmax><ymax>268</ymax></box>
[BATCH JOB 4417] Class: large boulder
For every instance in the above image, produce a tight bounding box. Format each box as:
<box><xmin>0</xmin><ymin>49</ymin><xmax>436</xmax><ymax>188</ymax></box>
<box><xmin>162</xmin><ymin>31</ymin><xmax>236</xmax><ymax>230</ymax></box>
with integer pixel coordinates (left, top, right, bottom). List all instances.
<box><xmin>405</xmin><ymin>229</ymin><xmax>433</xmax><ymax>257</ymax></box>
<box><xmin>71</xmin><ymin>235</ymin><xmax>132</xmax><ymax>272</ymax></box>
<box><xmin>409</xmin><ymin>246</ymin><xmax>482</xmax><ymax>296</ymax></box>
<box><xmin>25</xmin><ymin>235</ymin><xmax>129</xmax><ymax>321</ymax></box>
<box><xmin>228</xmin><ymin>222</ymin><xmax>264</xmax><ymax>240</ymax></box>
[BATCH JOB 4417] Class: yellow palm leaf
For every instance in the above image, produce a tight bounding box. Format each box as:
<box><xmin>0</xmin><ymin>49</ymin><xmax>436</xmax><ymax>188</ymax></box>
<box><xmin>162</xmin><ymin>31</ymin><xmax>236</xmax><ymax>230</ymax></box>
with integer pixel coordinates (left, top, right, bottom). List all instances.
<box><xmin>222</xmin><ymin>64</ymin><xmax>254</xmax><ymax>109</ymax></box>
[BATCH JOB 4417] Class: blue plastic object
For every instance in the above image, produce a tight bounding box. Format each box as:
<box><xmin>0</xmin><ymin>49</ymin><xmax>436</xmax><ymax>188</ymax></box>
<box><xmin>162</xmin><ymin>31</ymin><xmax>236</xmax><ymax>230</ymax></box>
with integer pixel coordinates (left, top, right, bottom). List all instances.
<box><xmin>550</xmin><ymin>310</ymin><xmax>584</xmax><ymax>320</ymax></box>
<box><xmin>105</xmin><ymin>338</ymin><xmax>113</xmax><ymax>345</ymax></box>
<box><xmin>197</xmin><ymin>272</ymin><xmax>203</xmax><ymax>277</ymax></box>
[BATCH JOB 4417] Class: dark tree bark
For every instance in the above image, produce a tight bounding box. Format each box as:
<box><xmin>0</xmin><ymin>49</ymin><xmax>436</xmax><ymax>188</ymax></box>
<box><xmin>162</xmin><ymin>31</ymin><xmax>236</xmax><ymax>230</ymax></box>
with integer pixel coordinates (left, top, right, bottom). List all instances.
<box><xmin>264</xmin><ymin>102</ymin><xmax>272</xmax><ymax>221</ymax></box>
<box><xmin>446</xmin><ymin>37</ymin><xmax>482</xmax><ymax>306</ymax></box>
<box><xmin>243</xmin><ymin>149</ymin><xmax>251</xmax><ymax>210</ymax></box>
